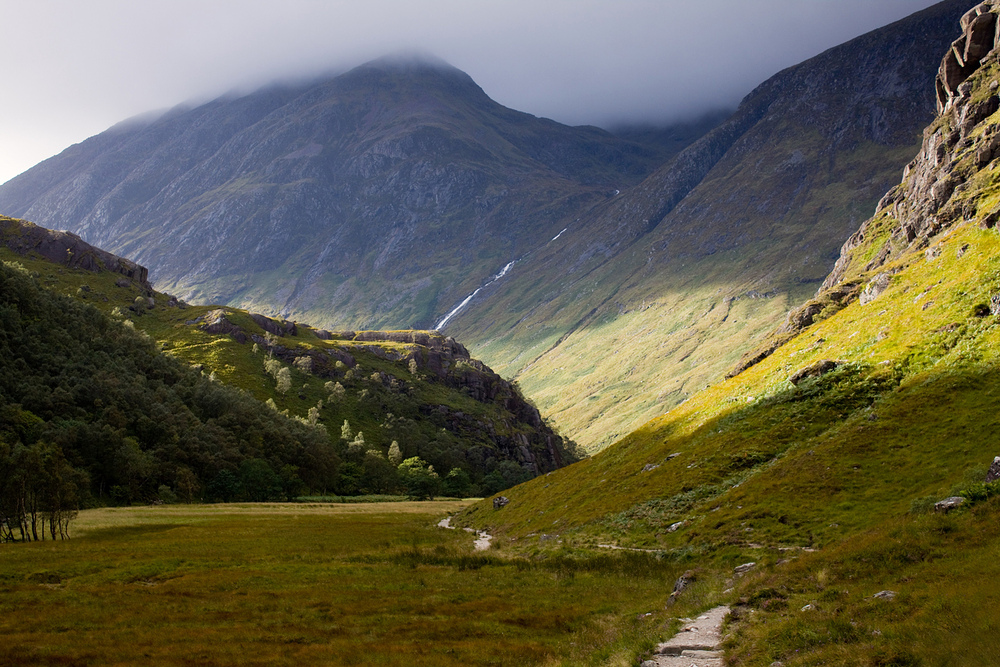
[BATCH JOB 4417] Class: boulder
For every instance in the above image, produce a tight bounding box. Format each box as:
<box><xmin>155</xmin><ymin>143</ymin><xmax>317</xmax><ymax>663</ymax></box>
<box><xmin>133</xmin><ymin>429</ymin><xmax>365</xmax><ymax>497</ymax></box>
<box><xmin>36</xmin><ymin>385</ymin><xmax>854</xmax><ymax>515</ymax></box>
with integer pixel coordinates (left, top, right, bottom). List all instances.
<box><xmin>873</xmin><ymin>590</ymin><xmax>897</xmax><ymax>600</ymax></box>
<box><xmin>986</xmin><ymin>456</ymin><xmax>1000</xmax><ymax>483</ymax></box>
<box><xmin>934</xmin><ymin>496</ymin><xmax>965</xmax><ymax>513</ymax></box>
<box><xmin>860</xmin><ymin>273</ymin><xmax>892</xmax><ymax>305</ymax></box>
<box><xmin>789</xmin><ymin>360</ymin><xmax>840</xmax><ymax>386</ymax></box>
<box><xmin>200</xmin><ymin>309</ymin><xmax>248</xmax><ymax>344</ymax></box>
<box><xmin>493</xmin><ymin>496</ymin><xmax>509</xmax><ymax>509</ymax></box>
<box><xmin>250</xmin><ymin>313</ymin><xmax>297</xmax><ymax>337</ymax></box>
<box><xmin>672</xmin><ymin>570</ymin><xmax>696</xmax><ymax>595</ymax></box>
<box><xmin>733</xmin><ymin>562</ymin><xmax>756</xmax><ymax>575</ymax></box>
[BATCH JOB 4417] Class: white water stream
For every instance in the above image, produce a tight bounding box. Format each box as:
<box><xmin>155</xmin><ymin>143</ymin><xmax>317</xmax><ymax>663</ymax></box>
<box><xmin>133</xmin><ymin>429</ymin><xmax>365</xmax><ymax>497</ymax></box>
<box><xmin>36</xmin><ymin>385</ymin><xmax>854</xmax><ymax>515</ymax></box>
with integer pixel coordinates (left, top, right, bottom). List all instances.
<box><xmin>433</xmin><ymin>224</ymin><xmax>573</xmax><ymax>331</ymax></box>
<box><xmin>434</xmin><ymin>259</ymin><xmax>517</xmax><ymax>330</ymax></box>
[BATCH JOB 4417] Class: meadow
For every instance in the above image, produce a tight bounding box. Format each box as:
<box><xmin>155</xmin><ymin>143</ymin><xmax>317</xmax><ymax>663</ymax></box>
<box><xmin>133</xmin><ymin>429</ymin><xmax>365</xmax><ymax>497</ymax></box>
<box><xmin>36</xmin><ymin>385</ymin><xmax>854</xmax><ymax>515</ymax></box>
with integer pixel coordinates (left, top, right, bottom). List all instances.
<box><xmin>0</xmin><ymin>501</ymin><xmax>698</xmax><ymax>666</ymax></box>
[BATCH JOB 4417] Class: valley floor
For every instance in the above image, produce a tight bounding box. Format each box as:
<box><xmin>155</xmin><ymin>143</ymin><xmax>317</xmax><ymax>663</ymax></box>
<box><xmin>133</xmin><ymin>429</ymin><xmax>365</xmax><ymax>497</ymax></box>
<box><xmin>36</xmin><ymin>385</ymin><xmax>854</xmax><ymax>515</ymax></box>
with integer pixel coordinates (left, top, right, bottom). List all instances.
<box><xmin>0</xmin><ymin>502</ymin><xmax>707</xmax><ymax>667</ymax></box>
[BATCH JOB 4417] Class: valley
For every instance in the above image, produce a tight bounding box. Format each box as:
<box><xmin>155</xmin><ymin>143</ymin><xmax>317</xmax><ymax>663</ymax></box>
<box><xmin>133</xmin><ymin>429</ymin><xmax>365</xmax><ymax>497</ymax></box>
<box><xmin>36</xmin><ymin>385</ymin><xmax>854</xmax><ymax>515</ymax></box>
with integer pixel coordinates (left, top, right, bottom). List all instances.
<box><xmin>3</xmin><ymin>0</ymin><xmax>1000</xmax><ymax>665</ymax></box>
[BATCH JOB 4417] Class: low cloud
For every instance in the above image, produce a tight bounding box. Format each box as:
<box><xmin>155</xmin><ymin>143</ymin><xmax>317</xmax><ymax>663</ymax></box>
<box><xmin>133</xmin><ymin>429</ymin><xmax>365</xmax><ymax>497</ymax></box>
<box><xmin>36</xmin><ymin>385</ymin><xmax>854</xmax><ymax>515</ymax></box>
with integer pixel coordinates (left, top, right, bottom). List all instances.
<box><xmin>0</xmin><ymin>0</ymin><xmax>942</xmax><ymax>184</ymax></box>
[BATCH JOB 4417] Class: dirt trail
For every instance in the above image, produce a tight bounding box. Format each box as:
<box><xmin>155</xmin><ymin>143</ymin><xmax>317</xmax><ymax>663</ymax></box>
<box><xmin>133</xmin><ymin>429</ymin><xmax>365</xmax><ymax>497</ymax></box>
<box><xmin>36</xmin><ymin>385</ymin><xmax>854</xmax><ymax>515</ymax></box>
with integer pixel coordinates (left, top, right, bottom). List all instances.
<box><xmin>642</xmin><ymin>605</ymin><xmax>729</xmax><ymax>667</ymax></box>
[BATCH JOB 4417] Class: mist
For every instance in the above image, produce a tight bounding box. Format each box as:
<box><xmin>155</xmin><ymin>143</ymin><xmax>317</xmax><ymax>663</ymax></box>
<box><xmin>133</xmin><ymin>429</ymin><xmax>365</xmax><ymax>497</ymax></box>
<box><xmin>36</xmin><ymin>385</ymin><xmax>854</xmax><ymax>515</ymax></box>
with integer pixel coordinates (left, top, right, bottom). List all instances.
<box><xmin>0</xmin><ymin>0</ymin><xmax>944</xmax><ymax>185</ymax></box>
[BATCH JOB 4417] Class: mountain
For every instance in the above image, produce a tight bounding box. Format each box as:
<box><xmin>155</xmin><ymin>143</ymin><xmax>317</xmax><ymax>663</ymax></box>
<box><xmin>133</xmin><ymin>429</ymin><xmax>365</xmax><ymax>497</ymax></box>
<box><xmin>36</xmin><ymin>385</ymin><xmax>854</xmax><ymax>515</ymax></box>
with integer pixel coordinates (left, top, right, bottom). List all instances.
<box><xmin>444</xmin><ymin>0</ymin><xmax>976</xmax><ymax>451</ymax></box>
<box><xmin>459</xmin><ymin>3</ymin><xmax>1000</xmax><ymax>662</ymax></box>
<box><xmin>0</xmin><ymin>56</ymin><xmax>671</xmax><ymax>331</ymax></box>
<box><xmin>0</xmin><ymin>2</ymin><xmax>972</xmax><ymax>454</ymax></box>
<box><xmin>0</xmin><ymin>215</ymin><xmax>580</xmax><ymax>503</ymax></box>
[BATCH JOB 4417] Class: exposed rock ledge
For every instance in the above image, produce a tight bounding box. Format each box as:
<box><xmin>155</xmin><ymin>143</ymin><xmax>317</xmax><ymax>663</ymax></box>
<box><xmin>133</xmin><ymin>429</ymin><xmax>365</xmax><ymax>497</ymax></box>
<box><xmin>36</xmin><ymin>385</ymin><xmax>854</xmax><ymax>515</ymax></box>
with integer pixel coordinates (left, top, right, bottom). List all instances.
<box><xmin>0</xmin><ymin>215</ymin><xmax>151</xmax><ymax>290</ymax></box>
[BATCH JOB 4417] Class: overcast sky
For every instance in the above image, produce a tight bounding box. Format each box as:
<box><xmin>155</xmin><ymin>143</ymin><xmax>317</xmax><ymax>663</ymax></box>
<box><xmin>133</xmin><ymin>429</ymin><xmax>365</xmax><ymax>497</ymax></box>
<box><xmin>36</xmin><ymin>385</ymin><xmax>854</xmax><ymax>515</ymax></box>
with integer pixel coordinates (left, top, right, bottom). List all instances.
<box><xmin>0</xmin><ymin>0</ymin><xmax>945</xmax><ymax>185</ymax></box>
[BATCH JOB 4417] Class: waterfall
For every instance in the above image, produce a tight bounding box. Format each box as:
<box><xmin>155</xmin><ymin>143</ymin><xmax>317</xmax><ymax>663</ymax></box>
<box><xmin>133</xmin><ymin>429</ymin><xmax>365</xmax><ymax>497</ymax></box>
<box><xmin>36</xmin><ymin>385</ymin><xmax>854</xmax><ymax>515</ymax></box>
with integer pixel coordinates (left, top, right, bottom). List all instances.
<box><xmin>434</xmin><ymin>259</ymin><xmax>517</xmax><ymax>330</ymax></box>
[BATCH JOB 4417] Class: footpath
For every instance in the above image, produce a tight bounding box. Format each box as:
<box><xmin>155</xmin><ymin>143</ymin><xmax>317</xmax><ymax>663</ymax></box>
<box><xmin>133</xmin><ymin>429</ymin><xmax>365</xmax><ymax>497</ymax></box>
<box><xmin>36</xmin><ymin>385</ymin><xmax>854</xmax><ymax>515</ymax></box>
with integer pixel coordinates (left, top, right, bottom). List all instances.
<box><xmin>641</xmin><ymin>605</ymin><xmax>729</xmax><ymax>667</ymax></box>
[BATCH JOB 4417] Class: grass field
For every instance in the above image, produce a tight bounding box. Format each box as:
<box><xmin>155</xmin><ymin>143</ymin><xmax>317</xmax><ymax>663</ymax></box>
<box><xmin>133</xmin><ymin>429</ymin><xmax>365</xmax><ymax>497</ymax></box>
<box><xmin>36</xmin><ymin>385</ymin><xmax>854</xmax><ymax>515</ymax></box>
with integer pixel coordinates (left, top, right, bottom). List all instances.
<box><xmin>0</xmin><ymin>502</ymin><xmax>701</xmax><ymax>666</ymax></box>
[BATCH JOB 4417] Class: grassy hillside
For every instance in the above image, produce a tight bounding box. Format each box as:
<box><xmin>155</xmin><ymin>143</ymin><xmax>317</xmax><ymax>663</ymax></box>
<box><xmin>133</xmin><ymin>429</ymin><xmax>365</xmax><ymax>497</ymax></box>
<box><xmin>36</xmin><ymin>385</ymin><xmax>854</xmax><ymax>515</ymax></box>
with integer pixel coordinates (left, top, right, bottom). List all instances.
<box><xmin>456</xmin><ymin>8</ymin><xmax>1000</xmax><ymax>661</ymax></box>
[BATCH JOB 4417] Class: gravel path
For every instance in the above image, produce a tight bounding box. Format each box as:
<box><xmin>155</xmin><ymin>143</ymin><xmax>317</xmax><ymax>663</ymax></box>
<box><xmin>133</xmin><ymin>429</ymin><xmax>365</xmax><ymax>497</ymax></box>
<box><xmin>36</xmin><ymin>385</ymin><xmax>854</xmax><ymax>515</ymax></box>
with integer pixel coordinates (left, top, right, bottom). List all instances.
<box><xmin>641</xmin><ymin>606</ymin><xmax>729</xmax><ymax>667</ymax></box>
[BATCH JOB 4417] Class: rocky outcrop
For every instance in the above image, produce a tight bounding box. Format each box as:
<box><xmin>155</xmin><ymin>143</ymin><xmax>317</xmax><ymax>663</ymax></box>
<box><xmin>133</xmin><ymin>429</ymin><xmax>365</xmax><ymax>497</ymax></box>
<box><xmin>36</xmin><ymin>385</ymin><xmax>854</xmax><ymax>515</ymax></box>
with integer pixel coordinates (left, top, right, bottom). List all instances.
<box><xmin>825</xmin><ymin>1</ymin><xmax>1000</xmax><ymax>292</ymax></box>
<box><xmin>199</xmin><ymin>309</ymin><xmax>248</xmax><ymax>344</ymax></box>
<box><xmin>0</xmin><ymin>216</ymin><xmax>150</xmax><ymax>289</ymax></box>
<box><xmin>789</xmin><ymin>360</ymin><xmax>840</xmax><ymax>386</ymax></box>
<box><xmin>936</xmin><ymin>3</ymin><xmax>998</xmax><ymax>111</ymax></box>
<box><xmin>250</xmin><ymin>313</ymin><xmax>297</xmax><ymax>337</ymax></box>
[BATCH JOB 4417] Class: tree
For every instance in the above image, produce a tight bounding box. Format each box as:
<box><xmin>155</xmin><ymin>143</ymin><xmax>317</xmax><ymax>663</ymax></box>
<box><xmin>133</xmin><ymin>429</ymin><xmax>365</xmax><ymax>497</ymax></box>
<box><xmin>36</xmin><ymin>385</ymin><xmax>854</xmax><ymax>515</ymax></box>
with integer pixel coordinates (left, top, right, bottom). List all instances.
<box><xmin>275</xmin><ymin>367</ymin><xmax>292</xmax><ymax>394</ymax></box>
<box><xmin>238</xmin><ymin>459</ymin><xmax>282</xmax><ymax>502</ymax></box>
<box><xmin>397</xmin><ymin>457</ymin><xmax>441</xmax><ymax>500</ymax></box>
<box><xmin>362</xmin><ymin>450</ymin><xmax>397</xmax><ymax>494</ymax></box>
<box><xmin>442</xmin><ymin>468</ymin><xmax>472</xmax><ymax>497</ymax></box>
<box><xmin>207</xmin><ymin>469</ymin><xmax>240</xmax><ymax>503</ymax></box>
<box><xmin>388</xmin><ymin>441</ymin><xmax>403</xmax><ymax>466</ymax></box>
<box><xmin>341</xmin><ymin>420</ymin><xmax>353</xmax><ymax>441</ymax></box>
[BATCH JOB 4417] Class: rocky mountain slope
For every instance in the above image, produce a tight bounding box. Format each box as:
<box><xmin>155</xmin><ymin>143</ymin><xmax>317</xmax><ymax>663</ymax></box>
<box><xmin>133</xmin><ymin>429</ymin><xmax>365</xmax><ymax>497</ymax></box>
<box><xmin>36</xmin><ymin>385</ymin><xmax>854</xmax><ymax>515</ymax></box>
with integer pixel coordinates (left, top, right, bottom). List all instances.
<box><xmin>0</xmin><ymin>56</ymin><xmax>671</xmax><ymax>331</ymax></box>
<box><xmin>448</xmin><ymin>0</ymin><xmax>975</xmax><ymax>450</ymax></box>
<box><xmin>460</xmin><ymin>3</ymin><xmax>1000</xmax><ymax>663</ymax></box>
<box><xmin>0</xmin><ymin>216</ymin><xmax>580</xmax><ymax>499</ymax></box>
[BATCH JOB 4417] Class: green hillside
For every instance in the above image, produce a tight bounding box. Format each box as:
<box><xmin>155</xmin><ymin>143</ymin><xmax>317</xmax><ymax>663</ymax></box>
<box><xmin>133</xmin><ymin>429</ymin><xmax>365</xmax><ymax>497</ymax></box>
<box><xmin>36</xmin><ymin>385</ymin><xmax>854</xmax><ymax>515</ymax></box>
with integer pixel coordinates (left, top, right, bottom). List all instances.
<box><xmin>0</xmin><ymin>216</ymin><xmax>579</xmax><ymax>512</ymax></box>
<box><xmin>457</xmin><ymin>5</ymin><xmax>1000</xmax><ymax>663</ymax></box>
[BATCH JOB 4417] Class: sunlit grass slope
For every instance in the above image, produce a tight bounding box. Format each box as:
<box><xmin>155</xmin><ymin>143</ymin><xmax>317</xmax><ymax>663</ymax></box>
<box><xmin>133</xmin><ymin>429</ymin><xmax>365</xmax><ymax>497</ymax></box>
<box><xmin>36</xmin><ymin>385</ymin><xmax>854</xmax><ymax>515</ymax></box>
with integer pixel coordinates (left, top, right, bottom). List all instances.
<box><xmin>457</xmin><ymin>169</ymin><xmax>1000</xmax><ymax>663</ymax></box>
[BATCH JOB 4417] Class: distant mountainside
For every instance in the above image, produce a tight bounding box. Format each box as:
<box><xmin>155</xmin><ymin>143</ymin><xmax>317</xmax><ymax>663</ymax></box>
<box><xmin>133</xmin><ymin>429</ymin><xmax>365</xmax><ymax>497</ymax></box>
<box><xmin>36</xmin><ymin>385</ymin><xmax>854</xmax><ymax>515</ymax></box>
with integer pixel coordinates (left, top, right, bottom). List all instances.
<box><xmin>0</xmin><ymin>216</ymin><xmax>580</xmax><ymax>501</ymax></box>
<box><xmin>0</xmin><ymin>56</ymin><xmax>673</xmax><ymax>330</ymax></box>
<box><xmin>448</xmin><ymin>0</ymin><xmax>974</xmax><ymax>449</ymax></box>
<box><xmin>460</xmin><ymin>4</ymin><xmax>1000</xmax><ymax>662</ymax></box>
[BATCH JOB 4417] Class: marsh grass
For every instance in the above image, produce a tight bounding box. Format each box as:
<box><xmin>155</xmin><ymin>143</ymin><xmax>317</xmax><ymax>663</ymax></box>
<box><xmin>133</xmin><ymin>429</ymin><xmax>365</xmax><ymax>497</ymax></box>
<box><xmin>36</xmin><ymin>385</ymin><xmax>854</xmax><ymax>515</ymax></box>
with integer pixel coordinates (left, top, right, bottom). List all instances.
<box><xmin>0</xmin><ymin>502</ymin><xmax>685</xmax><ymax>666</ymax></box>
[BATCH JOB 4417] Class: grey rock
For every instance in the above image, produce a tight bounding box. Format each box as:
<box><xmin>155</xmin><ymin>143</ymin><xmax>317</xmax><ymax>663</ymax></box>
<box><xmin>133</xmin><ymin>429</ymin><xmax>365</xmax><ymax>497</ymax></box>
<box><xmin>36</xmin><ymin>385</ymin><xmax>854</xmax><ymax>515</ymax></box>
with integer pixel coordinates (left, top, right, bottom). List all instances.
<box><xmin>860</xmin><ymin>273</ymin><xmax>892</xmax><ymax>305</ymax></box>
<box><xmin>935</xmin><ymin>496</ymin><xmax>965</xmax><ymax>513</ymax></box>
<box><xmin>991</xmin><ymin>293</ymin><xmax>1000</xmax><ymax>316</ymax></box>
<box><xmin>641</xmin><ymin>463</ymin><xmax>660</xmax><ymax>473</ymax></box>
<box><xmin>986</xmin><ymin>456</ymin><xmax>1000</xmax><ymax>483</ymax></box>
<box><xmin>873</xmin><ymin>590</ymin><xmax>897</xmax><ymax>600</ymax></box>
<box><xmin>667</xmin><ymin>520</ymin><xmax>686</xmax><ymax>533</ymax></box>
<box><xmin>673</xmin><ymin>570</ymin><xmax>696</xmax><ymax>595</ymax></box>
<box><xmin>492</xmin><ymin>496</ymin><xmax>509</xmax><ymax>509</ymax></box>
<box><xmin>733</xmin><ymin>562</ymin><xmax>756</xmax><ymax>575</ymax></box>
